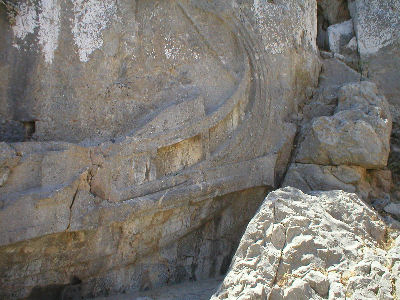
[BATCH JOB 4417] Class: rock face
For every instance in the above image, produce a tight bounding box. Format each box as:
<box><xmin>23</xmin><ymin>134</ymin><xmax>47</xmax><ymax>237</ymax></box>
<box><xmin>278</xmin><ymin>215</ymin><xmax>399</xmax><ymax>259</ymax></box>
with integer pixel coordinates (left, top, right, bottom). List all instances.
<box><xmin>0</xmin><ymin>0</ymin><xmax>320</xmax><ymax>299</ymax></box>
<box><xmin>284</xmin><ymin>69</ymin><xmax>392</xmax><ymax>201</ymax></box>
<box><xmin>348</xmin><ymin>0</ymin><xmax>400</xmax><ymax>200</ymax></box>
<box><xmin>297</xmin><ymin>81</ymin><xmax>391</xmax><ymax>168</ymax></box>
<box><xmin>212</xmin><ymin>187</ymin><xmax>399</xmax><ymax>300</ymax></box>
<box><xmin>0</xmin><ymin>0</ymin><xmax>318</xmax><ymax>144</ymax></box>
<box><xmin>327</xmin><ymin>19</ymin><xmax>354</xmax><ymax>54</ymax></box>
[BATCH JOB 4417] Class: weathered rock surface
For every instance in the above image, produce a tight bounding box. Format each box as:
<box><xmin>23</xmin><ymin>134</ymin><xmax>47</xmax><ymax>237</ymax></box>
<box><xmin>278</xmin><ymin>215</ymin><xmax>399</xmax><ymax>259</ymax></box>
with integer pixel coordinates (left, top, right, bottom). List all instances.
<box><xmin>0</xmin><ymin>0</ymin><xmax>320</xmax><ymax>299</ymax></box>
<box><xmin>327</xmin><ymin>19</ymin><xmax>354</xmax><ymax>54</ymax></box>
<box><xmin>285</xmin><ymin>55</ymin><xmax>393</xmax><ymax>204</ymax></box>
<box><xmin>212</xmin><ymin>187</ymin><xmax>399</xmax><ymax>300</ymax></box>
<box><xmin>296</xmin><ymin>81</ymin><xmax>391</xmax><ymax>168</ymax></box>
<box><xmin>349</xmin><ymin>1</ymin><xmax>400</xmax><ymax>190</ymax></box>
<box><xmin>349</xmin><ymin>0</ymin><xmax>400</xmax><ymax>59</ymax></box>
<box><xmin>0</xmin><ymin>0</ymin><xmax>319</xmax><ymax>144</ymax></box>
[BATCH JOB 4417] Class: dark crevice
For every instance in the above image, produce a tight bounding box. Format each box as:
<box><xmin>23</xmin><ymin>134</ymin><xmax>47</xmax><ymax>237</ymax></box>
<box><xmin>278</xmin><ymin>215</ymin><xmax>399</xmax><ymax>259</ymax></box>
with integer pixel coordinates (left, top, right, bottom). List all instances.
<box><xmin>317</xmin><ymin>4</ymin><xmax>330</xmax><ymax>50</ymax></box>
<box><xmin>22</xmin><ymin>120</ymin><xmax>35</xmax><ymax>140</ymax></box>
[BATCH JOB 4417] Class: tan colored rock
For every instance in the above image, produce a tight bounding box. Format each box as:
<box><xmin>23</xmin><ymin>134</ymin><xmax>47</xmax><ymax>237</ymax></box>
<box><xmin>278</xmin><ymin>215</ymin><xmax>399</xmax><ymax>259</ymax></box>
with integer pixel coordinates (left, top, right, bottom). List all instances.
<box><xmin>0</xmin><ymin>1</ymin><xmax>320</xmax><ymax>298</ymax></box>
<box><xmin>296</xmin><ymin>81</ymin><xmax>392</xmax><ymax>168</ymax></box>
<box><xmin>283</xmin><ymin>163</ymin><xmax>364</xmax><ymax>193</ymax></box>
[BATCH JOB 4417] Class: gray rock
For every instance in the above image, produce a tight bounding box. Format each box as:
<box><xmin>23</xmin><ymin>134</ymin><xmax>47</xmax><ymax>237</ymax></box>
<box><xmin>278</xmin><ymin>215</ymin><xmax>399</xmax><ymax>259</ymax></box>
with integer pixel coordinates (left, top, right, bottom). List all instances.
<box><xmin>327</xmin><ymin>20</ymin><xmax>354</xmax><ymax>53</ymax></box>
<box><xmin>211</xmin><ymin>187</ymin><xmax>390</xmax><ymax>299</ymax></box>
<box><xmin>349</xmin><ymin>0</ymin><xmax>400</xmax><ymax>58</ymax></box>
<box><xmin>384</xmin><ymin>216</ymin><xmax>400</xmax><ymax>230</ymax></box>
<box><xmin>282</xmin><ymin>163</ymin><xmax>359</xmax><ymax>193</ymax></box>
<box><xmin>349</xmin><ymin>0</ymin><xmax>400</xmax><ymax>138</ymax></box>
<box><xmin>354</xmin><ymin>261</ymin><xmax>371</xmax><ymax>275</ymax></box>
<box><xmin>384</xmin><ymin>203</ymin><xmax>400</xmax><ymax>218</ymax></box>
<box><xmin>304</xmin><ymin>270</ymin><xmax>330</xmax><ymax>296</ymax></box>
<box><xmin>0</xmin><ymin>167</ymin><xmax>9</xmax><ymax>187</ymax></box>
<box><xmin>296</xmin><ymin>81</ymin><xmax>392</xmax><ymax>168</ymax></box>
<box><xmin>328</xmin><ymin>282</ymin><xmax>345</xmax><ymax>300</ymax></box>
<box><xmin>318</xmin><ymin>0</ymin><xmax>351</xmax><ymax>26</ymax></box>
<box><xmin>318</xmin><ymin>58</ymin><xmax>361</xmax><ymax>90</ymax></box>
<box><xmin>345</xmin><ymin>37</ymin><xmax>358</xmax><ymax>53</ymax></box>
<box><xmin>283</xmin><ymin>279</ymin><xmax>315</xmax><ymax>300</ymax></box>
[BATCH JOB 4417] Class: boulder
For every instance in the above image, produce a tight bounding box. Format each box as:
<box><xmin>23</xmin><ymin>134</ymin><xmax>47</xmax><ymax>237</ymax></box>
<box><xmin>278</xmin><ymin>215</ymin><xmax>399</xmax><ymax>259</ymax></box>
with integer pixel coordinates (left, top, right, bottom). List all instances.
<box><xmin>212</xmin><ymin>187</ymin><xmax>398</xmax><ymax>300</ymax></box>
<box><xmin>283</xmin><ymin>163</ymin><xmax>362</xmax><ymax>193</ymax></box>
<box><xmin>327</xmin><ymin>19</ymin><xmax>354</xmax><ymax>53</ymax></box>
<box><xmin>316</xmin><ymin>0</ymin><xmax>351</xmax><ymax>50</ymax></box>
<box><xmin>384</xmin><ymin>203</ymin><xmax>400</xmax><ymax>219</ymax></box>
<box><xmin>296</xmin><ymin>81</ymin><xmax>392</xmax><ymax>168</ymax></box>
<box><xmin>349</xmin><ymin>0</ymin><xmax>400</xmax><ymax>58</ymax></box>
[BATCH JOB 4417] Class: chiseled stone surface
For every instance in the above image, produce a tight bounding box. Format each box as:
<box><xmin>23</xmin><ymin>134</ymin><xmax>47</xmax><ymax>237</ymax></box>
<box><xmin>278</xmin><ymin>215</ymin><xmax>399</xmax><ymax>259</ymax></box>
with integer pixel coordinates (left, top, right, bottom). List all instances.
<box><xmin>0</xmin><ymin>0</ymin><xmax>320</xmax><ymax>299</ymax></box>
<box><xmin>212</xmin><ymin>187</ymin><xmax>399</xmax><ymax>300</ymax></box>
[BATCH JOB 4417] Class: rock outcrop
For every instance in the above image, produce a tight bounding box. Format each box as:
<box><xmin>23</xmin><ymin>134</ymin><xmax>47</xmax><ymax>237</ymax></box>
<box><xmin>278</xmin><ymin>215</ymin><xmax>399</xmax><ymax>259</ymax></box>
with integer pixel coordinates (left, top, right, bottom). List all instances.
<box><xmin>1</xmin><ymin>0</ymin><xmax>399</xmax><ymax>299</ymax></box>
<box><xmin>0</xmin><ymin>1</ymin><xmax>320</xmax><ymax>298</ymax></box>
<box><xmin>348</xmin><ymin>0</ymin><xmax>400</xmax><ymax>201</ymax></box>
<box><xmin>283</xmin><ymin>58</ymin><xmax>392</xmax><ymax>202</ymax></box>
<box><xmin>296</xmin><ymin>81</ymin><xmax>391</xmax><ymax>169</ymax></box>
<box><xmin>212</xmin><ymin>187</ymin><xmax>400</xmax><ymax>300</ymax></box>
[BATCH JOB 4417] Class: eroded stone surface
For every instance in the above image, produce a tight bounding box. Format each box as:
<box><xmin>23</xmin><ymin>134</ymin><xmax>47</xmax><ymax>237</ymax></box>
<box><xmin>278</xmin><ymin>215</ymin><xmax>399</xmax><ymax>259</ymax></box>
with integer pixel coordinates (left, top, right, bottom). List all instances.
<box><xmin>327</xmin><ymin>19</ymin><xmax>354</xmax><ymax>54</ymax></box>
<box><xmin>212</xmin><ymin>187</ymin><xmax>399</xmax><ymax>300</ymax></box>
<box><xmin>296</xmin><ymin>81</ymin><xmax>391</xmax><ymax>169</ymax></box>
<box><xmin>0</xmin><ymin>1</ymin><xmax>320</xmax><ymax>298</ymax></box>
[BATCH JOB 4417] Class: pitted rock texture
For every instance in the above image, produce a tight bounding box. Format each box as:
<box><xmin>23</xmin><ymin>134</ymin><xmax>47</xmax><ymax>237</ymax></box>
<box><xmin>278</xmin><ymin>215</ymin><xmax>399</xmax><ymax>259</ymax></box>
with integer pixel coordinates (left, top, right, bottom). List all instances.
<box><xmin>348</xmin><ymin>0</ymin><xmax>400</xmax><ymax>203</ymax></box>
<box><xmin>348</xmin><ymin>0</ymin><xmax>400</xmax><ymax>58</ymax></box>
<box><xmin>0</xmin><ymin>0</ymin><xmax>320</xmax><ymax>299</ymax></box>
<box><xmin>212</xmin><ymin>187</ymin><xmax>399</xmax><ymax>300</ymax></box>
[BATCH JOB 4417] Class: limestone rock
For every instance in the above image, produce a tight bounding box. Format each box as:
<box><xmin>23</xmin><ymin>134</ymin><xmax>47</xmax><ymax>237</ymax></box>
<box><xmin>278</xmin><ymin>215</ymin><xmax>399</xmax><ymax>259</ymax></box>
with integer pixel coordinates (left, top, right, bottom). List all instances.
<box><xmin>0</xmin><ymin>1</ymin><xmax>320</xmax><ymax>298</ymax></box>
<box><xmin>316</xmin><ymin>0</ymin><xmax>351</xmax><ymax>49</ymax></box>
<box><xmin>317</xmin><ymin>58</ymin><xmax>361</xmax><ymax>90</ymax></box>
<box><xmin>327</xmin><ymin>20</ymin><xmax>354</xmax><ymax>53</ymax></box>
<box><xmin>302</xmin><ymin>57</ymin><xmax>361</xmax><ymax>123</ymax></box>
<box><xmin>212</xmin><ymin>187</ymin><xmax>398</xmax><ymax>300</ymax></box>
<box><xmin>349</xmin><ymin>0</ymin><xmax>400</xmax><ymax>131</ymax></box>
<box><xmin>349</xmin><ymin>0</ymin><xmax>400</xmax><ymax>58</ymax></box>
<box><xmin>0</xmin><ymin>166</ymin><xmax>9</xmax><ymax>186</ymax></box>
<box><xmin>384</xmin><ymin>203</ymin><xmax>400</xmax><ymax>218</ymax></box>
<box><xmin>303</xmin><ymin>270</ymin><xmax>330</xmax><ymax>297</ymax></box>
<box><xmin>283</xmin><ymin>163</ymin><xmax>362</xmax><ymax>193</ymax></box>
<box><xmin>296</xmin><ymin>81</ymin><xmax>392</xmax><ymax>168</ymax></box>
